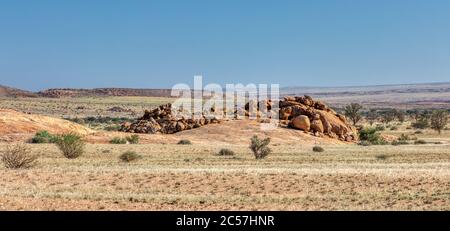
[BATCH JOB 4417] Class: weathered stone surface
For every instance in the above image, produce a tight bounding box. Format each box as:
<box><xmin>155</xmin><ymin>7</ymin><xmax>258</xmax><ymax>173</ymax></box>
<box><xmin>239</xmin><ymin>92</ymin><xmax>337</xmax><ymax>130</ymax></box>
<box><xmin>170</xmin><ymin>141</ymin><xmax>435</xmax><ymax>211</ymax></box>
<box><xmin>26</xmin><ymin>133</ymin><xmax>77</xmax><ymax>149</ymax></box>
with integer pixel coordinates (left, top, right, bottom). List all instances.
<box><xmin>290</xmin><ymin>115</ymin><xmax>310</xmax><ymax>131</ymax></box>
<box><xmin>310</xmin><ymin>119</ymin><xmax>324</xmax><ymax>133</ymax></box>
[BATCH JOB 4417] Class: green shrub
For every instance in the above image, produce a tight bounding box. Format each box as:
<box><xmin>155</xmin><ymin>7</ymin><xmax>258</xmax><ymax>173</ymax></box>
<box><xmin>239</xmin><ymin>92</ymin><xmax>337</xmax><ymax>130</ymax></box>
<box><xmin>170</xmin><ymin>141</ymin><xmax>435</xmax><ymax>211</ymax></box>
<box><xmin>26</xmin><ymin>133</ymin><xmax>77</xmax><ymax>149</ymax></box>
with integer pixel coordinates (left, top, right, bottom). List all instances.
<box><xmin>31</xmin><ymin>131</ymin><xmax>58</xmax><ymax>144</ymax></box>
<box><xmin>358</xmin><ymin>127</ymin><xmax>388</xmax><ymax>145</ymax></box>
<box><xmin>55</xmin><ymin>133</ymin><xmax>85</xmax><ymax>159</ymax></box>
<box><xmin>412</xmin><ymin>118</ymin><xmax>429</xmax><ymax>129</ymax></box>
<box><xmin>312</xmin><ymin>146</ymin><xmax>324</xmax><ymax>152</ymax></box>
<box><xmin>414</xmin><ymin>140</ymin><xmax>427</xmax><ymax>145</ymax></box>
<box><xmin>119</xmin><ymin>151</ymin><xmax>142</xmax><ymax>162</ymax></box>
<box><xmin>177</xmin><ymin>139</ymin><xmax>192</xmax><ymax>145</ymax></box>
<box><xmin>249</xmin><ymin>135</ymin><xmax>271</xmax><ymax>159</ymax></box>
<box><xmin>375</xmin><ymin>124</ymin><xmax>385</xmax><ymax>131</ymax></box>
<box><xmin>104</xmin><ymin>125</ymin><xmax>121</xmax><ymax>131</ymax></box>
<box><xmin>126</xmin><ymin>135</ymin><xmax>140</xmax><ymax>144</ymax></box>
<box><xmin>217</xmin><ymin>148</ymin><xmax>235</xmax><ymax>156</ymax></box>
<box><xmin>1</xmin><ymin>144</ymin><xmax>37</xmax><ymax>169</ymax></box>
<box><xmin>110</xmin><ymin>137</ymin><xmax>127</xmax><ymax>144</ymax></box>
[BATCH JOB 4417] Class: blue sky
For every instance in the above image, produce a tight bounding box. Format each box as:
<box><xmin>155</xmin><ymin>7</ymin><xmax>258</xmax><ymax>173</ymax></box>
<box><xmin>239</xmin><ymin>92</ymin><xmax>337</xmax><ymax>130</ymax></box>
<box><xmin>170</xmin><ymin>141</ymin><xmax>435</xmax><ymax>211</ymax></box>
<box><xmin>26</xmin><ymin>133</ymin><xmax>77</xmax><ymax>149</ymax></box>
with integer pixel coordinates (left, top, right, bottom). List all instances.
<box><xmin>0</xmin><ymin>0</ymin><xmax>449</xmax><ymax>91</ymax></box>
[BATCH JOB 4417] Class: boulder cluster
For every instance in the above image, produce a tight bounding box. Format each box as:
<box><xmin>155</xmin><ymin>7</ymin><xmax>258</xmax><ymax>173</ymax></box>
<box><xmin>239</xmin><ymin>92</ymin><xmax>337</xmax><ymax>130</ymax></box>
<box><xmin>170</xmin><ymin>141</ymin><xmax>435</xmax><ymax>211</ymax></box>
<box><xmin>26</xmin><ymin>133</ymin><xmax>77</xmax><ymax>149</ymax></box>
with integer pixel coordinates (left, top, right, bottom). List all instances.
<box><xmin>120</xmin><ymin>104</ymin><xmax>221</xmax><ymax>134</ymax></box>
<box><xmin>120</xmin><ymin>96</ymin><xmax>357</xmax><ymax>142</ymax></box>
<box><xmin>280</xmin><ymin>95</ymin><xmax>357</xmax><ymax>141</ymax></box>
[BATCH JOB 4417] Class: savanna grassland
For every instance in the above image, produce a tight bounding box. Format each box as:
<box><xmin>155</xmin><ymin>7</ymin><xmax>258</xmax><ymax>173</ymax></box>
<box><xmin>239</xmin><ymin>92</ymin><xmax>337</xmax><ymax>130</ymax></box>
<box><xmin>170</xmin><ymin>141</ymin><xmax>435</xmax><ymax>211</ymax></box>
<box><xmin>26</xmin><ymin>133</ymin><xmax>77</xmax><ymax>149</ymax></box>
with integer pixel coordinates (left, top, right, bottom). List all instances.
<box><xmin>0</xmin><ymin>141</ymin><xmax>449</xmax><ymax>210</ymax></box>
<box><xmin>0</xmin><ymin>95</ymin><xmax>449</xmax><ymax>210</ymax></box>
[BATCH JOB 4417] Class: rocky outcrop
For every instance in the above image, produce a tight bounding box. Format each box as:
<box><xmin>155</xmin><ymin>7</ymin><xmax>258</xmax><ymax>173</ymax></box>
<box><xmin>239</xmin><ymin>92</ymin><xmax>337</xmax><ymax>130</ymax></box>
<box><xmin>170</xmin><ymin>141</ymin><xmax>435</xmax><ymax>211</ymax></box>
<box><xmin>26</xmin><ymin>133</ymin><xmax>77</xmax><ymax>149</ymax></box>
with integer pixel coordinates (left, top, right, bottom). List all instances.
<box><xmin>121</xmin><ymin>95</ymin><xmax>357</xmax><ymax>142</ymax></box>
<box><xmin>120</xmin><ymin>104</ymin><xmax>221</xmax><ymax>134</ymax></box>
<box><xmin>280</xmin><ymin>95</ymin><xmax>357</xmax><ymax>141</ymax></box>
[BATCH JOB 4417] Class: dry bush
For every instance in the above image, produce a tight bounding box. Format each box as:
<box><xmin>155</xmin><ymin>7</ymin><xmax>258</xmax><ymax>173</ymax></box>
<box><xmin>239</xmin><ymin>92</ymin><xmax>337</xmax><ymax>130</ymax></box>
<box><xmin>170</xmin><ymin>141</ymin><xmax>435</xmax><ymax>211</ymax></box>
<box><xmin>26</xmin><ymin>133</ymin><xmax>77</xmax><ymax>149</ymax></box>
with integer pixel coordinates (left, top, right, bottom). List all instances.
<box><xmin>250</xmin><ymin>135</ymin><xmax>271</xmax><ymax>159</ymax></box>
<box><xmin>110</xmin><ymin>137</ymin><xmax>127</xmax><ymax>144</ymax></box>
<box><xmin>55</xmin><ymin>133</ymin><xmax>85</xmax><ymax>159</ymax></box>
<box><xmin>126</xmin><ymin>135</ymin><xmax>140</xmax><ymax>144</ymax></box>
<box><xmin>217</xmin><ymin>148</ymin><xmax>235</xmax><ymax>156</ymax></box>
<box><xmin>178</xmin><ymin>139</ymin><xmax>192</xmax><ymax>145</ymax></box>
<box><xmin>312</xmin><ymin>146</ymin><xmax>324</xmax><ymax>152</ymax></box>
<box><xmin>1</xmin><ymin>144</ymin><xmax>37</xmax><ymax>169</ymax></box>
<box><xmin>119</xmin><ymin>151</ymin><xmax>142</xmax><ymax>162</ymax></box>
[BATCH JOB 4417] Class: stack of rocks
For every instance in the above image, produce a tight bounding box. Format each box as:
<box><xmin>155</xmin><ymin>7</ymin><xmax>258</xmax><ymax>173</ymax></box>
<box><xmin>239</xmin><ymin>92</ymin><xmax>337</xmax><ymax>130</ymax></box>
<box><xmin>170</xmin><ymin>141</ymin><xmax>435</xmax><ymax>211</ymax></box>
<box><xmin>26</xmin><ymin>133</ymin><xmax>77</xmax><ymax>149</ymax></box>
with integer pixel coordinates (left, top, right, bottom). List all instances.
<box><xmin>120</xmin><ymin>104</ymin><xmax>221</xmax><ymax>134</ymax></box>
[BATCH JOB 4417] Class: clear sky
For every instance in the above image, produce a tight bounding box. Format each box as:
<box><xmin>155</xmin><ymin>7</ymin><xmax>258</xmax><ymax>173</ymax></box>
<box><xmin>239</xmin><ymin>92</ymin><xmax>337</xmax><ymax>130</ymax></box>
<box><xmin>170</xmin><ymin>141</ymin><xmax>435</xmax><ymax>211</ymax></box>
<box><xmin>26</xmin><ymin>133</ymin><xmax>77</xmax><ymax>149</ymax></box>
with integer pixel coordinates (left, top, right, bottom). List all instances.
<box><xmin>1</xmin><ymin>0</ymin><xmax>449</xmax><ymax>91</ymax></box>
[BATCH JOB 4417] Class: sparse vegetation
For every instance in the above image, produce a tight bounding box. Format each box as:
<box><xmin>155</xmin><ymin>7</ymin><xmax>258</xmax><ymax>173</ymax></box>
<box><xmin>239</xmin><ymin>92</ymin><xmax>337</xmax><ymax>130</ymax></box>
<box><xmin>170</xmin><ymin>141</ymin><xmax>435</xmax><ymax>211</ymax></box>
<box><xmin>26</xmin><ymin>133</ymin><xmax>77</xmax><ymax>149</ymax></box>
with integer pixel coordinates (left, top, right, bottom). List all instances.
<box><xmin>110</xmin><ymin>137</ymin><xmax>127</xmax><ymax>144</ymax></box>
<box><xmin>414</xmin><ymin>140</ymin><xmax>427</xmax><ymax>145</ymax></box>
<box><xmin>177</xmin><ymin>139</ymin><xmax>192</xmax><ymax>145</ymax></box>
<box><xmin>217</xmin><ymin>148</ymin><xmax>235</xmax><ymax>156</ymax></box>
<box><xmin>398</xmin><ymin>134</ymin><xmax>410</xmax><ymax>141</ymax></box>
<box><xmin>249</xmin><ymin>135</ymin><xmax>271</xmax><ymax>159</ymax></box>
<box><xmin>391</xmin><ymin>140</ymin><xmax>408</xmax><ymax>146</ymax></box>
<box><xmin>55</xmin><ymin>133</ymin><xmax>85</xmax><ymax>159</ymax></box>
<box><xmin>380</xmin><ymin>109</ymin><xmax>396</xmax><ymax>125</ymax></box>
<box><xmin>126</xmin><ymin>135</ymin><xmax>140</xmax><ymax>144</ymax></box>
<box><xmin>344</xmin><ymin>103</ymin><xmax>363</xmax><ymax>125</ymax></box>
<box><xmin>31</xmin><ymin>131</ymin><xmax>58</xmax><ymax>144</ymax></box>
<box><xmin>358</xmin><ymin>127</ymin><xmax>388</xmax><ymax>145</ymax></box>
<box><xmin>1</xmin><ymin>144</ymin><xmax>37</xmax><ymax>169</ymax></box>
<box><xmin>430</xmin><ymin>110</ymin><xmax>448</xmax><ymax>135</ymax></box>
<box><xmin>412</xmin><ymin>118</ymin><xmax>430</xmax><ymax>129</ymax></box>
<box><xmin>375</xmin><ymin>154</ymin><xmax>389</xmax><ymax>160</ymax></box>
<box><xmin>366</xmin><ymin>109</ymin><xmax>378</xmax><ymax>126</ymax></box>
<box><xmin>312</xmin><ymin>146</ymin><xmax>324</xmax><ymax>152</ymax></box>
<box><xmin>104</xmin><ymin>125</ymin><xmax>121</xmax><ymax>131</ymax></box>
<box><xmin>119</xmin><ymin>151</ymin><xmax>142</xmax><ymax>162</ymax></box>
<box><xmin>375</xmin><ymin>124</ymin><xmax>385</xmax><ymax>131</ymax></box>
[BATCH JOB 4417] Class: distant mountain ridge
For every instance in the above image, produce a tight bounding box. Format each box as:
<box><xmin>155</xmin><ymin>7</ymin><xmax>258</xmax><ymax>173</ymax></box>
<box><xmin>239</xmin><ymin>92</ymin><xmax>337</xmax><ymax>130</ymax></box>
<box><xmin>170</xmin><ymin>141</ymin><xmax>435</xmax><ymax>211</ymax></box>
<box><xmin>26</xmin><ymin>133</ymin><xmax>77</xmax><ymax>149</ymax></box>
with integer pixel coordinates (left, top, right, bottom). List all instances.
<box><xmin>0</xmin><ymin>85</ymin><xmax>37</xmax><ymax>97</ymax></box>
<box><xmin>37</xmin><ymin>88</ymin><xmax>175</xmax><ymax>98</ymax></box>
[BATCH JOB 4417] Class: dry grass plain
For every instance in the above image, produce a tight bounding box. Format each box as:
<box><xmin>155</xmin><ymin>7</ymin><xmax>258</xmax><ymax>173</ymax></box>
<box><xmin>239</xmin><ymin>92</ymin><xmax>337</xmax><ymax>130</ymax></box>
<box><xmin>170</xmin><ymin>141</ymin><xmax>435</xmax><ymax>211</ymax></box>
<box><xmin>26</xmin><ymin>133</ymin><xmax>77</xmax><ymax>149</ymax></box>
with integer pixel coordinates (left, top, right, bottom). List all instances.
<box><xmin>0</xmin><ymin>96</ymin><xmax>449</xmax><ymax>210</ymax></box>
<box><xmin>0</xmin><ymin>142</ymin><xmax>449</xmax><ymax>211</ymax></box>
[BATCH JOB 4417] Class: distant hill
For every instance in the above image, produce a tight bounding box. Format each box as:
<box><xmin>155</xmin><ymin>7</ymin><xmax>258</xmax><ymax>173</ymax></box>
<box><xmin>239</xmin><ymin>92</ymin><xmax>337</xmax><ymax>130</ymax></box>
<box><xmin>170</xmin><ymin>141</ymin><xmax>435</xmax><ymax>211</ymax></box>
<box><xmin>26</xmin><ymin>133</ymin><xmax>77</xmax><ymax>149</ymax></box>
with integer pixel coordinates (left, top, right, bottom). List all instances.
<box><xmin>2</xmin><ymin>82</ymin><xmax>450</xmax><ymax>109</ymax></box>
<box><xmin>281</xmin><ymin>82</ymin><xmax>450</xmax><ymax>109</ymax></box>
<box><xmin>38</xmin><ymin>88</ymin><xmax>175</xmax><ymax>98</ymax></box>
<box><xmin>0</xmin><ymin>85</ymin><xmax>37</xmax><ymax>98</ymax></box>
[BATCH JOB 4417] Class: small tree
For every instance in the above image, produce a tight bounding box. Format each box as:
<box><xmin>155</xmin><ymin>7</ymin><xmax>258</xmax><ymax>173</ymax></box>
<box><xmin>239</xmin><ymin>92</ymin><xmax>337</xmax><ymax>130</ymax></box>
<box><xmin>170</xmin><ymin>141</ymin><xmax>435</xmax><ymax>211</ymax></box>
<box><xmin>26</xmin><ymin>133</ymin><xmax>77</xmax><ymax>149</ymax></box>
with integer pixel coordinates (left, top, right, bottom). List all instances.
<box><xmin>380</xmin><ymin>109</ymin><xmax>396</xmax><ymax>125</ymax></box>
<box><xmin>249</xmin><ymin>135</ymin><xmax>271</xmax><ymax>159</ymax></box>
<box><xmin>394</xmin><ymin>109</ymin><xmax>406</xmax><ymax>123</ymax></box>
<box><xmin>344</xmin><ymin>103</ymin><xmax>363</xmax><ymax>126</ymax></box>
<box><xmin>430</xmin><ymin>110</ymin><xmax>448</xmax><ymax>135</ymax></box>
<box><xmin>366</xmin><ymin>109</ymin><xmax>378</xmax><ymax>126</ymax></box>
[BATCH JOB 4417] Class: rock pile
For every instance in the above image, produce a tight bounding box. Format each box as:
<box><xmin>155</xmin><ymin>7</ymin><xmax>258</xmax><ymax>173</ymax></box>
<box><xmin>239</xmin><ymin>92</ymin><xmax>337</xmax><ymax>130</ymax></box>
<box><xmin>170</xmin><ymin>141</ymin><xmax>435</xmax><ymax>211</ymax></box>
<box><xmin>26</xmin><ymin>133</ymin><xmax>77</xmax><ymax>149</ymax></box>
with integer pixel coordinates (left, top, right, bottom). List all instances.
<box><xmin>279</xmin><ymin>95</ymin><xmax>357</xmax><ymax>141</ymax></box>
<box><xmin>120</xmin><ymin>104</ymin><xmax>221</xmax><ymax>134</ymax></box>
<box><xmin>121</xmin><ymin>95</ymin><xmax>357</xmax><ymax>142</ymax></box>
